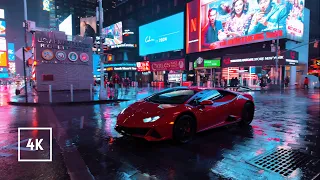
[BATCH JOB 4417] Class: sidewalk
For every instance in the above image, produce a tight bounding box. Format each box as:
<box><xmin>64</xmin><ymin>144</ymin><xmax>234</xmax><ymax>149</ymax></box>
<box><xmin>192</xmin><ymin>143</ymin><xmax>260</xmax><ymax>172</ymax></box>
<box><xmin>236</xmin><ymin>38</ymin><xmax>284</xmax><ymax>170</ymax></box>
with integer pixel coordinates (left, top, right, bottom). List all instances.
<box><xmin>8</xmin><ymin>86</ymin><xmax>163</xmax><ymax>105</ymax></box>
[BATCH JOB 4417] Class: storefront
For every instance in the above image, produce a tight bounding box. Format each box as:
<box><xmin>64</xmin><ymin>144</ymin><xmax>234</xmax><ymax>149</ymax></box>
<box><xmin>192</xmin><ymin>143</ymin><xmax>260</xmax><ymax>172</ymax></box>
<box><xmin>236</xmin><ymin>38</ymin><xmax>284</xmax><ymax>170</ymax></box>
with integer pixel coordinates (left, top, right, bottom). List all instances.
<box><xmin>136</xmin><ymin>61</ymin><xmax>152</xmax><ymax>86</ymax></box>
<box><xmin>194</xmin><ymin>57</ymin><xmax>221</xmax><ymax>87</ymax></box>
<box><xmin>222</xmin><ymin>51</ymin><xmax>300</xmax><ymax>88</ymax></box>
<box><xmin>150</xmin><ymin>59</ymin><xmax>188</xmax><ymax>87</ymax></box>
<box><xmin>99</xmin><ymin>63</ymin><xmax>137</xmax><ymax>81</ymax></box>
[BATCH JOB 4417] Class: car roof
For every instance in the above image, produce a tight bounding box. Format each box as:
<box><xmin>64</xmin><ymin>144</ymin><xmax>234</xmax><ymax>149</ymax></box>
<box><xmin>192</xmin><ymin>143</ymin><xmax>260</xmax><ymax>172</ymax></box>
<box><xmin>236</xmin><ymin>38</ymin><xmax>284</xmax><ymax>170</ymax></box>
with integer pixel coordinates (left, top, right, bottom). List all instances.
<box><xmin>169</xmin><ymin>86</ymin><xmax>236</xmax><ymax>94</ymax></box>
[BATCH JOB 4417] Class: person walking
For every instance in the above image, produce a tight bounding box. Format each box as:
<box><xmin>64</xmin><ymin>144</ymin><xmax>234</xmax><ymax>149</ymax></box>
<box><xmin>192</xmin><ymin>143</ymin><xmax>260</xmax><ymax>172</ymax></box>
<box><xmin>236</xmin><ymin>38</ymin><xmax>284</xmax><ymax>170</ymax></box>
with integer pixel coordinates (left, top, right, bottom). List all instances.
<box><xmin>303</xmin><ymin>77</ymin><xmax>309</xmax><ymax>89</ymax></box>
<box><xmin>285</xmin><ymin>76</ymin><xmax>290</xmax><ymax>88</ymax></box>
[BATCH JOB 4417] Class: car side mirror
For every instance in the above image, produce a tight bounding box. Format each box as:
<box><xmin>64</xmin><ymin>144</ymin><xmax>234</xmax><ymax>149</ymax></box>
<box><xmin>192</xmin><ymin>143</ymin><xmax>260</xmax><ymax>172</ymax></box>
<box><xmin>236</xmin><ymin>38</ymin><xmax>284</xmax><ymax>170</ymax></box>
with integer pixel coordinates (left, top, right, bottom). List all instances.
<box><xmin>199</xmin><ymin>100</ymin><xmax>213</xmax><ymax>106</ymax></box>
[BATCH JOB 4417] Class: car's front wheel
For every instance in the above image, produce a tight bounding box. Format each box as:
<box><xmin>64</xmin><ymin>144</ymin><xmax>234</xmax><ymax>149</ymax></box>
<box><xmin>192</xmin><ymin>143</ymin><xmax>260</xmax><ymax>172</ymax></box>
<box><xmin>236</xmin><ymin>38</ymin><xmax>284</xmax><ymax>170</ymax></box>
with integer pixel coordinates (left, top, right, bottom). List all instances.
<box><xmin>173</xmin><ymin>115</ymin><xmax>196</xmax><ymax>144</ymax></box>
<box><xmin>240</xmin><ymin>102</ymin><xmax>254</xmax><ymax>126</ymax></box>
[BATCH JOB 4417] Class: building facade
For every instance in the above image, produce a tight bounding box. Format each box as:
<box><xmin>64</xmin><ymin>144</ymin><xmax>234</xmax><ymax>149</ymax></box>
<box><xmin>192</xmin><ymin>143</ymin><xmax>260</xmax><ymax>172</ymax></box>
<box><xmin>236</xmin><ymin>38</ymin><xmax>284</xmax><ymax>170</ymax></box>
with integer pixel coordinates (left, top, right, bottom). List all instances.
<box><xmin>49</xmin><ymin>0</ymin><xmax>96</xmax><ymax>35</ymax></box>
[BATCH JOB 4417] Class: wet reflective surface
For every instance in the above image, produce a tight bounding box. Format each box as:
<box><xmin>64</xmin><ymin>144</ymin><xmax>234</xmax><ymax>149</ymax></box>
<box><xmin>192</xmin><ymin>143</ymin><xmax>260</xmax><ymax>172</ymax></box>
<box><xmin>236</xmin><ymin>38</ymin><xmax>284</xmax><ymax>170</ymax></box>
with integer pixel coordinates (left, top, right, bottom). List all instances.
<box><xmin>0</xmin><ymin>85</ymin><xmax>319</xmax><ymax>179</ymax></box>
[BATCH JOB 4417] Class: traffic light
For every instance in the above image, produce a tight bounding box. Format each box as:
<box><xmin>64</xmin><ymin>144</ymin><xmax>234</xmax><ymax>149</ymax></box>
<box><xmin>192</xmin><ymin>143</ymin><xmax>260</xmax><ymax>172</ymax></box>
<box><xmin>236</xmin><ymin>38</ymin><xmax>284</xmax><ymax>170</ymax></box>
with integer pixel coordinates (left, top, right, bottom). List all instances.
<box><xmin>107</xmin><ymin>54</ymin><xmax>113</xmax><ymax>61</ymax></box>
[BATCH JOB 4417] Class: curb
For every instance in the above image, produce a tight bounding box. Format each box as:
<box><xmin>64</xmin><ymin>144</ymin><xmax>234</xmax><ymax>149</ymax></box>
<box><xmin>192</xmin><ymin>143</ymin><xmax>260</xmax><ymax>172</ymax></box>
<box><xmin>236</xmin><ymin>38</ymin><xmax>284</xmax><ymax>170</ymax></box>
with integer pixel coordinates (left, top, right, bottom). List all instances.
<box><xmin>7</xmin><ymin>99</ymin><xmax>130</xmax><ymax>106</ymax></box>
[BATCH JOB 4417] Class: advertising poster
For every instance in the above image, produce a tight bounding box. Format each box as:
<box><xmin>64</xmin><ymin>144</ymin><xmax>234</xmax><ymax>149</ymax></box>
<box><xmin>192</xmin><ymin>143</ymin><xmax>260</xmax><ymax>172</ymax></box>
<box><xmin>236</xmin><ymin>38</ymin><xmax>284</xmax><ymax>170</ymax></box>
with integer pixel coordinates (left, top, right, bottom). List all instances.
<box><xmin>80</xmin><ymin>16</ymin><xmax>97</xmax><ymax>37</ymax></box>
<box><xmin>150</xmin><ymin>59</ymin><xmax>185</xmax><ymax>71</ymax></box>
<box><xmin>0</xmin><ymin>9</ymin><xmax>4</xmax><ymax>19</ymax></box>
<box><xmin>102</xmin><ymin>22</ymin><xmax>123</xmax><ymax>46</ymax></box>
<box><xmin>136</xmin><ymin>61</ymin><xmax>150</xmax><ymax>72</ymax></box>
<box><xmin>139</xmin><ymin>12</ymin><xmax>184</xmax><ymax>56</ymax></box>
<box><xmin>0</xmin><ymin>68</ymin><xmax>9</xmax><ymax>78</ymax></box>
<box><xmin>186</xmin><ymin>0</ymin><xmax>305</xmax><ymax>54</ymax></box>
<box><xmin>0</xmin><ymin>52</ymin><xmax>7</xmax><ymax>67</ymax></box>
<box><xmin>0</xmin><ymin>20</ymin><xmax>5</xmax><ymax>36</ymax></box>
<box><xmin>8</xmin><ymin>43</ymin><xmax>15</xmax><ymax>61</ymax></box>
<box><xmin>0</xmin><ymin>37</ymin><xmax>6</xmax><ymax>51</ymax></box>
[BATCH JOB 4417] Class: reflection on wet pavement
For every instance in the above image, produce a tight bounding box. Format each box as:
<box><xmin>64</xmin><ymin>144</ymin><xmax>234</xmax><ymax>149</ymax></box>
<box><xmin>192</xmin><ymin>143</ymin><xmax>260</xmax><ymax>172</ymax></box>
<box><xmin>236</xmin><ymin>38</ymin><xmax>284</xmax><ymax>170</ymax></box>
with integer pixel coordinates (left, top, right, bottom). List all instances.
<box><xmin>0</xmin><ymin>85</ymin><xmax>69</xmax><ymax>180</ymax></box>
<box><xmin>49</xmin><ymin>88</ymin><xmax>320</xmax><ymax>180</ymax></box>
<box><xmin>1</xmin><ymin>85</ymin><xmax>319</xmax><ymax>179</ymax></box>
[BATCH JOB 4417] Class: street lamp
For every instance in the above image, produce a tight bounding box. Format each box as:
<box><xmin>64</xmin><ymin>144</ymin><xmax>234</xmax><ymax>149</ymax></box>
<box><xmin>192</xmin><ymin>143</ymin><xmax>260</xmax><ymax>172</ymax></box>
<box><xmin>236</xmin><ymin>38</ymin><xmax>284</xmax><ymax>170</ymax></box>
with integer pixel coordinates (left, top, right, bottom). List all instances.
<box><xmin>275</xmin><ymin>15</ymin><xmax>287</xmax><ymax>91</ymax></box>
<box><xmin>22</xmin><ymin>0</ymin><xmax>28</xmax><ymax>103</ymax></box>
<box><xmin>98</xmin><ymin>0</ymin><xmax>105</xmax><ymax>99</ymax></box>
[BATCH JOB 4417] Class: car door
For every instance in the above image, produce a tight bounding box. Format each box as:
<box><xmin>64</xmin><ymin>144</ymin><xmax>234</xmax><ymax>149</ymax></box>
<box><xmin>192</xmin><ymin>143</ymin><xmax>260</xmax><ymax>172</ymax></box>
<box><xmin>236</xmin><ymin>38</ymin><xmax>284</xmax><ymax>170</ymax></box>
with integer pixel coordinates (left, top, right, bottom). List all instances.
<box><xmin>189</xmin><ymin>90</ymin><xmax>229</xmax><ymax>131</ymax></box>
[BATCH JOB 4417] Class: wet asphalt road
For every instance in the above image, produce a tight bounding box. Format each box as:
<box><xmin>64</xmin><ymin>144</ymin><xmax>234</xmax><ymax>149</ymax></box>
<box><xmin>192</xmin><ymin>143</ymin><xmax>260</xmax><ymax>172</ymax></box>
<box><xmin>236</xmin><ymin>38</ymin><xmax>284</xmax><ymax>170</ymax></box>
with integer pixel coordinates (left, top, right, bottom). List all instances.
<box><xmin>0</xmin><ymin>85</ymin><xmax>319</xmax><ymax>180</ymax></box>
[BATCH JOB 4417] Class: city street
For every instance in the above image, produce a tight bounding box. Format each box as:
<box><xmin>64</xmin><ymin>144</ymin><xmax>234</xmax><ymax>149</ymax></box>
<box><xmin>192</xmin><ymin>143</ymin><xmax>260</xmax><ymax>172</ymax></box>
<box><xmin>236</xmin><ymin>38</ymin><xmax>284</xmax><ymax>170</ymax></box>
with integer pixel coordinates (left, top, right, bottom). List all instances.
<box><xmin>0</xmin><ymin>85</ymin><xmax>319</xmax><ymax>180</ymax></box>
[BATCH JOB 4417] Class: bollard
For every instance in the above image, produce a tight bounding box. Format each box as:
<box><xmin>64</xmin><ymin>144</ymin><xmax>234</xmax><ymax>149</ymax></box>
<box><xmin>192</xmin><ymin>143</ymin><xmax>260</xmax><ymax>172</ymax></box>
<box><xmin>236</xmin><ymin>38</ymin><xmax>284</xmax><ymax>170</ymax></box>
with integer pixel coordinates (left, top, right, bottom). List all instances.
<box><xmin>90</xmin><ymin>84</ymin><xmax>93</xmax><ymax>101</ymax></box>
<box><xmin>147</xmin><ymin>83</ymin><xmax>150</xmax><ymax>88</ymax></box>
<box><xmin>70</xmin><ymin>84</ymin><xmax>74</xmax><ymax>102</ymax></box>
<box><xmin>80</xmin><ymin>116</ymin><xmax>84</xmax><ymax>129</ymax></box>
<box><xmin>170</xmin><ymin>83</ymin><xmax>173</xmax><ymax>88</ymax></box>
<box><xmin>49</xmin><ymin>85</ymin><xmax>52</xmax><ymax>103</ymax></box>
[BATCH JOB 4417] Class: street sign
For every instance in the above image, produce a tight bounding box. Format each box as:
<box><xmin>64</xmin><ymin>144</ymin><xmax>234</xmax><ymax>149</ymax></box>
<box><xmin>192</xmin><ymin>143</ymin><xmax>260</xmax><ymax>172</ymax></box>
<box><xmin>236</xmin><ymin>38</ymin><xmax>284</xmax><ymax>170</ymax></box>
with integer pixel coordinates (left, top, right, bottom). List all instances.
<box><xmin>25</xmin><ymin>20</ymin><xmax>36</xmax><ymax>32</ymax></box>
<box><xmin>15</xmin><ymin>47</ymin><xmax>32</xmax><ymax>61</ymax></box>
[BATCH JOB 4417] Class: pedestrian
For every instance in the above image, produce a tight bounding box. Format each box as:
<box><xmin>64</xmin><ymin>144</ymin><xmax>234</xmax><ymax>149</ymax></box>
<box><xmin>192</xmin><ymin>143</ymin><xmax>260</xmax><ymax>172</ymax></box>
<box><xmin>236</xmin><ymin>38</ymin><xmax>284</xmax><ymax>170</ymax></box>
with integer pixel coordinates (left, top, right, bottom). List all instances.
<box><xmin>303</xmin><ymin>77</ymin><xmax>309</xmax><ymax>89</ymax></box>
<box><xmin>285</xmin><ymin>76</ymin><xmax>290</xmax><ymax>87</ymax></box>
<box><xmin>230</xmin><ymin>77</ymin><xmax>235</xmax><ymax>87</ymax></box>
<box><xmin>260</xmin><ymin>77</ymin><xmax>265</xmax><ymax>89</ymax></box>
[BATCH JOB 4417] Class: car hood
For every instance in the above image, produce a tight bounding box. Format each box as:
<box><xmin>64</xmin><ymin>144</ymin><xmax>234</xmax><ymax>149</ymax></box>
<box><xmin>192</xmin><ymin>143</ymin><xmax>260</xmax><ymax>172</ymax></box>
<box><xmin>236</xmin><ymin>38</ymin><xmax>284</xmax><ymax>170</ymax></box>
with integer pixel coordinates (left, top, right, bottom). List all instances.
<box><xmin>117</xmin><ymin>101</ymin><xmax>180</xmax><ymax>127</ymax></box>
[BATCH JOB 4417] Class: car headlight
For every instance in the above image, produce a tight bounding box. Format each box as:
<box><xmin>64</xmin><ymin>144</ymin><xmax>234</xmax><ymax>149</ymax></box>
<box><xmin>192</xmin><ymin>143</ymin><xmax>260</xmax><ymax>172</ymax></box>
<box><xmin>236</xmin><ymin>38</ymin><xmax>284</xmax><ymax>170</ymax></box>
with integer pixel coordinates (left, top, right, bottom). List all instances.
<box><xmin>143</xmin><ymin>116</ymin><xmax>161</xmax><ymax>123</ymax></box>
<box><xmin>120</xmin><ymin>108</ymin><xmax>127</xmax><ymax>114</ymax></box>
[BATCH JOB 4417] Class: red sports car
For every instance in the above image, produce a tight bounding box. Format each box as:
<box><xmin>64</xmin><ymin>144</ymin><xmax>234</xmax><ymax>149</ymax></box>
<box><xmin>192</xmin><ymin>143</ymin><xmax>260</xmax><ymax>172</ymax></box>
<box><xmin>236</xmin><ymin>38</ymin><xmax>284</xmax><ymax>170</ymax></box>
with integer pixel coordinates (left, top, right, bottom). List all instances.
<box><xmin>115</xmin><ymin>87</ymin><xmax>254</xmax><ymax>143</ymax></box>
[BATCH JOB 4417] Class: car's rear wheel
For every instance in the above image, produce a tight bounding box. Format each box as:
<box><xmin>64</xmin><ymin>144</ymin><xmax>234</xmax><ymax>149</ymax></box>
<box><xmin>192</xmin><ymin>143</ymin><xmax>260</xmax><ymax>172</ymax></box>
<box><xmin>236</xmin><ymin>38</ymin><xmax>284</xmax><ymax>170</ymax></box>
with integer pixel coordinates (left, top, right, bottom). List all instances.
<box><xmin>240</xmin><ymin>102</ymin><xmax>254</xmax><ymax>126</ymax></box>
<box><xmin>173</xmin><ymin>115</ymin><xmax>196</xmax><ymax>144</ymax></box>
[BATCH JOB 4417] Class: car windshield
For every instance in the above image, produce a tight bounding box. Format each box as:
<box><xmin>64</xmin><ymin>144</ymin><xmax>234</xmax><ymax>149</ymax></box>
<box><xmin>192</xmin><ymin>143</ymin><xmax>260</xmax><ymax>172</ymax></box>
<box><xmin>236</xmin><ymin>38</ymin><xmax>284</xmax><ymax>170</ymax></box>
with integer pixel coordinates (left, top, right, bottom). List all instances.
<box><xmin>146</xmin><ymin>89</ymin><xmax>196</xmax><ymax>104</ymax></box>
<box><xmin>188</xmin><ymin>89</ymin><xmax>222</xmax><ymax>106</ymax></box>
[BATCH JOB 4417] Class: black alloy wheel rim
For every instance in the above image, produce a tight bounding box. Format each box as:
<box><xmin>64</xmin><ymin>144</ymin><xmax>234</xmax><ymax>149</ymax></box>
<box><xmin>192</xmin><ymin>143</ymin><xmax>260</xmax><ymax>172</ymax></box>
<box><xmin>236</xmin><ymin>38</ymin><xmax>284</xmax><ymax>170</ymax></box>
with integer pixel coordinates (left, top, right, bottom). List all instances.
<box><xmin>177</xmin><ymin>119</ymin><xmax>192</xmax><ymax>141</ymax></box>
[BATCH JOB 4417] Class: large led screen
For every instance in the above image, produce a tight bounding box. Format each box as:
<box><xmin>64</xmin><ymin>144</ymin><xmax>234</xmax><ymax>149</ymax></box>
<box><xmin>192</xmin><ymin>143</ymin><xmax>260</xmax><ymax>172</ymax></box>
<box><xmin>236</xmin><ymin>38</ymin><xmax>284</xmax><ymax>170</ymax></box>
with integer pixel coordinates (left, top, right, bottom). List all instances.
<box><xmin>59</xmin><ymin>15</ymin><xmax>72</xmax><ymax>36</ymax></box>
<box><xmin>139</xmin><ymin>12</ymin><xmax>184</xmax><ymax>56</ymax></box>
<box><xmin>0</xmin><ymin>52</ymin><xmax>7</xmax><ymax>67</ymax></box>
<box><xmin>186</xmin><ymin>0</ymin><xmax>305</xmax><ymax>54</ymax></box>
<box><xmin>102</xmin><ymin>22</ymin><xmax>123</xmax><ymax>46</ymax></box>
<box><xmin>0</xmin><ymin>20</ymin><xmax>6</xmax><ymax>36</ymax></box>
<box><xmin>0</xmin><ymin>37</ymin><xmax>6</xmax><ymax>51</ymax></box>
<box><xmin>8</xmin><ymin>43</ymin><xmax>15</xmax><ymax>61</ymax></box>
<box><xmin>0</xmin><ymin>9</ymin><xmax>4</xmax><ymax>19</ymax></box>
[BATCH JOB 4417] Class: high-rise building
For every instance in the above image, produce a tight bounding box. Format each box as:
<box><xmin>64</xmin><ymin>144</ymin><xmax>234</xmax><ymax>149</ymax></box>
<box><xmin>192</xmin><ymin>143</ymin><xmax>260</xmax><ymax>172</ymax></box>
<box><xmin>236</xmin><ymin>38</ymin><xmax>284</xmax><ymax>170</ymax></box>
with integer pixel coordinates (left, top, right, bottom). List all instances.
<box><xmin>49</xmin><ymin>0</ymin><xmax>96</xmax><ymax>35</ymax></box>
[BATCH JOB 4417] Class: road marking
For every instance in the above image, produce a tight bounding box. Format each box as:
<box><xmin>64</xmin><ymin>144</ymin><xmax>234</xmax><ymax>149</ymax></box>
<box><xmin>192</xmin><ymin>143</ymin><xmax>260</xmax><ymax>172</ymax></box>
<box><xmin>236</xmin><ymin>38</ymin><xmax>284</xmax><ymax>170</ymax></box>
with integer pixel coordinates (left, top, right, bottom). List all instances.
<box><xmin>1</xmin><ymin>138</ymin><xmax>31</xmax><ymax>150</ymax></box>
<box><xmin>0</xmin><ymin>152</ymin><xmax>12</xmax><ymax>157</ymax></box>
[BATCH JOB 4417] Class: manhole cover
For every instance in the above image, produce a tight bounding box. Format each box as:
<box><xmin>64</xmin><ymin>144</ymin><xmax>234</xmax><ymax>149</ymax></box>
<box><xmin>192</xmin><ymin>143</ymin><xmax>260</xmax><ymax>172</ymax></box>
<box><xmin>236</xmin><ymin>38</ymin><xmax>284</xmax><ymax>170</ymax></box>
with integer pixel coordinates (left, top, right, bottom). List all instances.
<box><xmin>247</xmin><ymin>148</ymin><xmax>320</xmax><ymax>177</ymax></box>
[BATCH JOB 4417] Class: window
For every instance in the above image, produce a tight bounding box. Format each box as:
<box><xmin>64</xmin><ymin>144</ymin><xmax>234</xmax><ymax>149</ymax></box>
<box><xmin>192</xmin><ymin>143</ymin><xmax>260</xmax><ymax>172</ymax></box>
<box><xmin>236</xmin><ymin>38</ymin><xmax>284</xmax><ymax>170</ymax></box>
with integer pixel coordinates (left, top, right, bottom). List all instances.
<box><xmin>145</xmin><ymin>88</ymin><xmax>196</xmax><ymax>104</ymax></box>
<box><xmin>188</xmin><ymin>90</ymin><xmax>222</xmax><ymax>106</ymax></box>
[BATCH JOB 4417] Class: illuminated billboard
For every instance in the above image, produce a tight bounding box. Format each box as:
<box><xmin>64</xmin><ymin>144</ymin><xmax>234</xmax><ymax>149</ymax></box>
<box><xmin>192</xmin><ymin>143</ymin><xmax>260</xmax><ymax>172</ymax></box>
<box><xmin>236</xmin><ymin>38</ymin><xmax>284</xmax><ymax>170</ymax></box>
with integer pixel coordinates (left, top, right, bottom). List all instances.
<box><xmin>0</xmin><ymin>20</ymin><xmax>5</xmax><ymax>36</ymax></box>
<box><xmin>0</xmin><ymin>9</ymin><xmax>4</xmax><ymax>19</ymax></box>
<box><xmin>102</xmin><ymin>22</ymin><xmax>123</xmax><ymax>46</ymax></box>
<box><xmin>139</xmin><ymin>12</ymin><xmax>184</xmax><ymax>56</ymax></box>
<box><xmin>0</xmin><ymin>52</ymin><xmax>7</xmax><ymax>67</ymax></box>
<box><xmin>43</xmin><ymin>0</ymin><xmax>50</xmax><ymax>11</ymax></box>
<box><xmin>80</xmin><ymin>16</ymin><xmax>97</xmax><ymax>37</ymax></box>
<box><xmin>8</xmin><ymin>43</ymin><xmax>14</xmax><ymax>61</ymax></box>
<box><xmin>0</xmin><ymin>37</ymin><xmax>6</xmax><ymax>51</ymax></box>
<box><xmin>59</xmin><ymin>15</ymin><xmax>73</xmax><ymax>36</ymax></box>
<box><xmin>186</xmin><ymin>0</ymin><xmax>305</xmax><ymax>54</ymax></box>
<box><xmin>0</xmin><ymin>67</ymin><xmax>9</xmax><ymax>78</ymax></box>
<box><xmin>136</xmin><ymin>61</ymin><xmax>150</xmax><ymax>72</ymax></box>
